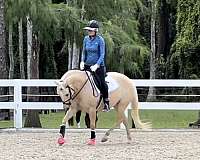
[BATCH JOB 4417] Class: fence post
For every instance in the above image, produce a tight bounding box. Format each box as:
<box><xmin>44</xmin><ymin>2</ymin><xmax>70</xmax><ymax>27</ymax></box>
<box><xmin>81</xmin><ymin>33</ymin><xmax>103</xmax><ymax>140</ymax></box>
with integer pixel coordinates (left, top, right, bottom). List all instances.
<box><xmin>14</xmin><ymin>79</ymin><xmax>23</xmax><ymax>129</ymax></box>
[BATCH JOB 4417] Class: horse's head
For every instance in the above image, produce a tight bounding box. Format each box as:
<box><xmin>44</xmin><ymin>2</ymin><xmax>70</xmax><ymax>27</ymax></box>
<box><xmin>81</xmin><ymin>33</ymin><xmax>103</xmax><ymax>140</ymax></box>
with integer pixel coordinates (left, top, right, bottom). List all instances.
<box><xmin>55</xmin><ymin>80</ymin><xmax>75</xmax><ymax>106</ymax></box>
<box><xmin>56</xmin><ymin>70</ymin><xmax>89</xmax><ymax>107</ymax></box>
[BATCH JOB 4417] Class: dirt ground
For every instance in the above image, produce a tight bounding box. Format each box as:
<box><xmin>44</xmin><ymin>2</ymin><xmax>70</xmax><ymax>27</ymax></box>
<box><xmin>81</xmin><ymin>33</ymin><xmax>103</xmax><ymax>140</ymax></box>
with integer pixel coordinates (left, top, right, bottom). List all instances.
<box><xmin>0</xmin><ymin>129</ymin><xmax>200</xmax><ymax>160</ymax></box>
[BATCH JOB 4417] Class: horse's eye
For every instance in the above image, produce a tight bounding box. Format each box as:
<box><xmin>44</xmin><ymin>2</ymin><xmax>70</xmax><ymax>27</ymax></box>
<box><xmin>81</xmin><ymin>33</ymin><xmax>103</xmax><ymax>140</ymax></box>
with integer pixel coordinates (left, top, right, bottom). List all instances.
<box><xmin>60</xmin><ymin>88</ymin><xmax>63</xmax><ymax>91</ymax></box>
<box><xmin>66</xmin><ymin>94</ymin><xmax>69</xmax><ymax>96</ymax></box>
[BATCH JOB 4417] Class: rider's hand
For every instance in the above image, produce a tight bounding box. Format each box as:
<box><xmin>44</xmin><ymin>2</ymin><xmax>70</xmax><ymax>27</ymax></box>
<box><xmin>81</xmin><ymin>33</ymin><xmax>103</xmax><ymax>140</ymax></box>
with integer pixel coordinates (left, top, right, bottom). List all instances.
<box><xmin>80</xmin><ymin>62</ymin><xmax>85</xmax><ymax>70</ymax></box>
<box><xmin>90</xmin><ymin>64</ymin><xmax>99</xmax><ymax>72</ymax></box>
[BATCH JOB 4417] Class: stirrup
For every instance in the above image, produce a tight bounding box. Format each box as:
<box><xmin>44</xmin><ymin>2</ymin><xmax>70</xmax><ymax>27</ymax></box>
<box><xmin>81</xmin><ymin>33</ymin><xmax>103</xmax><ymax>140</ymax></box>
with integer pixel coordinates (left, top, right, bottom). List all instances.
<box><xmin>102</xmin><ymin>103</ymin><xmax>110</xmax><ymax>112</ymax></box>
<box><xmin>102</xmin><ymin>108</ymin><xmax>110</xmax><ymax>112</ymax></box>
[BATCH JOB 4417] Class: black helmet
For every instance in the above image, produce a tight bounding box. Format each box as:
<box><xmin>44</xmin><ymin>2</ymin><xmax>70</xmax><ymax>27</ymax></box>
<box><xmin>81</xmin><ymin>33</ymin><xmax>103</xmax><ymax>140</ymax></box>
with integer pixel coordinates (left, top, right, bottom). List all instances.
<box><xmin>83</xmin><ymin>20</ymin><xmax>99</xmax><ymax>31</ymax></box>
<box><xmin>88</xmin><ymin>20</ymin><xmax>99</xmax><ymax>28</ymax></box>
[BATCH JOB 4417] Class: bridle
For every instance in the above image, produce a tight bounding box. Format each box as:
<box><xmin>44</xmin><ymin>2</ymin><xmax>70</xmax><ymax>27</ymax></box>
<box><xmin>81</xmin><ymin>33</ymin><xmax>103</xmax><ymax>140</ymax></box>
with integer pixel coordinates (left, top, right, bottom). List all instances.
<box><xmin>62</xmin><ymin>71</ymin><xmax>100</xmax><ymax>106</ymax></box>
<box><xmin>62</xmin><ymin>78</ymin><xmax>89</xmax><ymax>105</ymax></box>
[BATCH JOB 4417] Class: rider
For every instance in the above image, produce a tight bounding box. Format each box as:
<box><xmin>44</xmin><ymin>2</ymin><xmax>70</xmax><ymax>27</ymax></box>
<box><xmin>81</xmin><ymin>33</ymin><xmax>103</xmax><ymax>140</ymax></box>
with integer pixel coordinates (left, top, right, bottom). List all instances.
<box><xmin>80</xmin><ymin>20</ymin><xmax>110</xmax><ymax>112</ymax></box>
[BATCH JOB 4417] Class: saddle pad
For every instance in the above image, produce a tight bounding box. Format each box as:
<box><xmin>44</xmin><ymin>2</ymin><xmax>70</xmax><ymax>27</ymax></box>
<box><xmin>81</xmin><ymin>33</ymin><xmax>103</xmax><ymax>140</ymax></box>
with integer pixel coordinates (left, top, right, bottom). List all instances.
<box><xmin>88</xmin><ymin>72</ymin><xmax>119</xmax><ymax>94</ymax></box>
<box><xmin>105</xmin><ymin>75</ymin><xmax>119</xmax><ymax>93</ymax></box>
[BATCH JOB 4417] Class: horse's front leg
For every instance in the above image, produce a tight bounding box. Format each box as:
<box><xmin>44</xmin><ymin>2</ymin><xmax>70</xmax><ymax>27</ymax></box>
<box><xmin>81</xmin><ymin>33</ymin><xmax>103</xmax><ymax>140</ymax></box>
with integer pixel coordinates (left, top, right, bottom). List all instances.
<box><xmin>57</xmin><ymin>107</ymin><xmax>76</xmax><ymax>145</ymax></box>
<box><xmin>87</xmin><ymin>109</ymin><xmax>97</xmax><ymax>145</ymax></box>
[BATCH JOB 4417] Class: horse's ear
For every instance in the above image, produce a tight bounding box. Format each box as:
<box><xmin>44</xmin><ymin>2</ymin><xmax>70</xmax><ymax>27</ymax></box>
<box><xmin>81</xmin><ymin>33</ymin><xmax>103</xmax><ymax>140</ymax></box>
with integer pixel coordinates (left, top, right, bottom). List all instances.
<box><xmin>55</xmin><ymin>80</ymin><xmax>60</xmax><ymax>86</ymax></box>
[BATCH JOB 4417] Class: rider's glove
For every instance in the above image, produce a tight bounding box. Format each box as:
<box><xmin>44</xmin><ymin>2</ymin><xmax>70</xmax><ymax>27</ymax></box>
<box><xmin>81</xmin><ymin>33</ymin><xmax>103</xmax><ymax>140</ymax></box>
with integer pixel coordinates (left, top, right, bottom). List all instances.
<box><xmin>90</xmin><ymin>64</ymin><xmax>99</xmax><ymax>72</ymax></box>
<box><xmin>80</xmin><ymin>62</ymin><xmax>85</xmax><ymax>70</ymax></box>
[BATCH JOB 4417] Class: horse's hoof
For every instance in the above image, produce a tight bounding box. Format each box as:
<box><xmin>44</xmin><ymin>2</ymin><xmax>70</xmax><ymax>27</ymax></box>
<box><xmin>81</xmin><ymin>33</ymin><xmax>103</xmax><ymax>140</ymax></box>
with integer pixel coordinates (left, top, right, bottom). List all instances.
<box><xmin>87</xmin><ymin>138</ymin><xmax>96</xmax><ymax>145</ymax></box>
<box><xmin>189</xmin><ymin>123</ymin><xmax>194</xmax><ymax>127</ymax></box>
<box><xmin>101</xmin><ymin>137</ymin><xmax>108</xmax><ymax>142</ymax></box>
<box><xmin>127</xmin><ymin>139</ymin><xmax>132</xmax><ymax>144</ymax></box>
<box><xmin>57</xmin><ymin>136</ymin><xmax>65</xmax><ymax>145</ymax></box>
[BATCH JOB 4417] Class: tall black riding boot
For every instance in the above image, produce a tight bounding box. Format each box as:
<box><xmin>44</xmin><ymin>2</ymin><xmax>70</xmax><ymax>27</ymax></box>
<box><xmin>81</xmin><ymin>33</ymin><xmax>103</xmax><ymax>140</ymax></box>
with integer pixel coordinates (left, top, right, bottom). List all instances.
<box><xmin>102</xmin><ymin>98</ymin><xmax>110</xmax><ymax>112</ymax></box>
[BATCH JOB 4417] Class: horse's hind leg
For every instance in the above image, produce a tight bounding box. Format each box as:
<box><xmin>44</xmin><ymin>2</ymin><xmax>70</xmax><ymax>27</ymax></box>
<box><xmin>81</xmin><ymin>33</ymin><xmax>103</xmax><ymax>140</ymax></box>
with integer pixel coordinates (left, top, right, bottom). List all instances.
<box><xmin>76</xmin><ymin>110</ymin><xmax>81</xmax><ymax>128</ymax></box>
<box><xmin>122</xmin><ymin>113</ymin><xmax>132</xmax><ymax>142</ymax></box>
<box><xmin>102</xmin><ymin>104</ymin><xmax>131</xmax><ymax>143</ymax></box>
<box><xmin>101</xmin><ymin>107</ymin><xmax>125</xmax><ymax>142</ymax></box>
<box><xmin>85</xmin><ymin>113</ymin><xmax>90</xmax><ymax>128</ymax></box>
<box><xmin>101</xmin><ymin>121</ymin><xmax>120</xmax><ymax>142</ymax></box>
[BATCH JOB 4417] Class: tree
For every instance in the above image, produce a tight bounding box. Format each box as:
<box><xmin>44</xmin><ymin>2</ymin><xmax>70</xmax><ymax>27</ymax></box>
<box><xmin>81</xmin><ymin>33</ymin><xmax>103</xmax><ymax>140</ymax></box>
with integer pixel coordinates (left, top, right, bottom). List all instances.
<box><xmin>157</xmin><ymin>0</ymin><xmax>169</xmax><ymax>60</ymax></box>
<box><xmin>0</xmin><ymin>0</ymin><xmax>8</xmax><ymax>79</ymax></box>
<box><xmin>96</xmin><ymin>0</ymin><xmax>149</xmax><ymax>76</ymax></box>
<box><xmin>18</xmin><ymin>17</ymin><xmax>25</xmax><ymax>79</ymax></box>
<box><xmin>51</xmin><ymin>2</ymin><xmax>82</xmax><ymax>71</ymax></box>
<box><xmin>0</xmin><ymin>0</ymin><xmax>9</xmax><ymax>119</ymax></box>
<box><xmin>169</xmin><ymin>0</ymin><xmax>200</xmax><ymax>127</ymax></box>
<box><xmin>5</xmin><ymin>0</ymin><xmax>14</xmax><ymax>80</ymax></box>
<box><xmin>147</xmin><ymin>0</ymin><xmax>156</xmax><ymax>101</ymax></box>
<box><xmin>24</xmin><ymin>15</ymin><xmax>42</xmax><ymax>127</ymax></box>
<box><xmin>24</xmin><ymin>0</ymin><xmax>58</xmax><ymax>127</ymax></box>
<box><xmin>3</xmin><ymin>0</ymin><xmax>152</xmax><ymax>124</ymax></box>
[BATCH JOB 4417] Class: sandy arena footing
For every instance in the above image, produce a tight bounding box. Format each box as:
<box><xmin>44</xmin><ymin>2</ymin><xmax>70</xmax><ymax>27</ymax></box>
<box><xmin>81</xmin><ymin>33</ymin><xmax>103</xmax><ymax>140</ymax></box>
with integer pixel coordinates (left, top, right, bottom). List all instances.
<box><xmin>0</xmin><ymin>129</ymin><xmax>200</xmax><ymax>160</ymax></box>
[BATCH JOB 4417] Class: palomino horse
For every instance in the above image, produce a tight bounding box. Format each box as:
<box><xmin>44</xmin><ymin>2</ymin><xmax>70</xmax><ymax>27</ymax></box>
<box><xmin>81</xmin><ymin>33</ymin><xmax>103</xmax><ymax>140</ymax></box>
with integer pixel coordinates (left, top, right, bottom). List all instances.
<box><xmin>56</xmin><ymin>70</ymin><xmax>150</xmax><ymax>145</ymax></box>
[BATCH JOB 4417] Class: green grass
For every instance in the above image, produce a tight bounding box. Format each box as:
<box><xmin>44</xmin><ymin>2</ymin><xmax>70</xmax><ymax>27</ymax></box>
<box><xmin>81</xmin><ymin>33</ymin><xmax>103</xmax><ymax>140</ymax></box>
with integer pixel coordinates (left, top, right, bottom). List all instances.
<box><xmin>0</xmin><ymin>110</ymin><xmax>198</xmax><ymax>129</ymax></box>
<box><xmin>0</xmin><ymin>120</ymin><xmax>14</xmax><ymax>128</ymax></box>
<box><xmin>139</xmin><ymin>110</ymin><xmax>198</xmax><ymax>128</ymax></box>
<box><xmin>40</xmin><ymin>110</ymin><xmax>117</xmax><ymax>128</ymax></box>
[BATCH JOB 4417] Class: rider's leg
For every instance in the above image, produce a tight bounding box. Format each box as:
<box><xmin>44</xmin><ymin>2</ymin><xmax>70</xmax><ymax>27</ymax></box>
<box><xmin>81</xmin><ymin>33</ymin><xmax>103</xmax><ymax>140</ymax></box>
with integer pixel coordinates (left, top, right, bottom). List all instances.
<box><xmin>96</xmin><ymin>66</ymin><xmax>110</xmax><ymax>112</ymax></box>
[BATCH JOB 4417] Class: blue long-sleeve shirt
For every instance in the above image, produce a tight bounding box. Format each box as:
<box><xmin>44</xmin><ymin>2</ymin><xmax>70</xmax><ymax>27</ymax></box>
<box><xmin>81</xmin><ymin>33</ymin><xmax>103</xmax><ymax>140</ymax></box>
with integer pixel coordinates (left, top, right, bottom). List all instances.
<box><xmin>81</xmin><ymin>35</ymin><xmax>105</xmax><ymax>66</ymax></box>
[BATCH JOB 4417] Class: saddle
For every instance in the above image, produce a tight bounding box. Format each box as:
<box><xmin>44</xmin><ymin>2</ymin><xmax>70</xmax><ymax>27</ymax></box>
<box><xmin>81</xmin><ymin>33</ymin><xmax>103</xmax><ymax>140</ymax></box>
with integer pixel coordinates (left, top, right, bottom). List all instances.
<box><xmin>88</xmin><ymin>72</ymin><xmax>119</xmax><ymax>94</ymax></box>
<box><xmin>85</xmin><ymin>71</ymin><xmax>119</xmax><ymax>110</ymax></box>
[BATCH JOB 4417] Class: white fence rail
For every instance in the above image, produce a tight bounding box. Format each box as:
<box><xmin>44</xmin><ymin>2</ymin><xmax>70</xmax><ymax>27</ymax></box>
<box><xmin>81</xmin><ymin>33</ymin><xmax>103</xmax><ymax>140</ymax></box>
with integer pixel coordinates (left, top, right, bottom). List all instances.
<box><xmin>1</xmin><ymin>79</ymin><xmax>200</xmax><ymax>129</ymax></box>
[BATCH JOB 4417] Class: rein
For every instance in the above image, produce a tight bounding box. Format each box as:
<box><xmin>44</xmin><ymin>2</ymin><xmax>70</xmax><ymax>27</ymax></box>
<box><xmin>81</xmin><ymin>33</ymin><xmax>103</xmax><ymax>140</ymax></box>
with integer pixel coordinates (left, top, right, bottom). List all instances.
<box><xmin>63</xmin><ymin>71</ymin><xmax>101</xmax><ymax>107</ymax></box>
<box><xmin>64</xmin><ymin>77</ymin><xmax>89</xmax><ymax>105</ymax></box>
<box><xmin>85</xmin><ymin>71</ymin><xmax>102</xmax><ymax>109</ymax></box>
<box><xmin>85</xmin><ymin>71</ymin><xmax>99</xmax><ymax>97</ymax></box>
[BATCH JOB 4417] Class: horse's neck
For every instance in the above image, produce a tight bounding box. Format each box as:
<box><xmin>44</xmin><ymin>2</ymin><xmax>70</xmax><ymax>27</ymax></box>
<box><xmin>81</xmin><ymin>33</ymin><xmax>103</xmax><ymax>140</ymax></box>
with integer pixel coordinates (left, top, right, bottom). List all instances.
<box><xmin>64</xmin><ymin>71</ymin><xmax>88</xmax><ymax>87</ymax></box>
<box><xmin>61</xmin><ymin>70</ymin><xmax>81</xmax><ymax>80</ymax></box>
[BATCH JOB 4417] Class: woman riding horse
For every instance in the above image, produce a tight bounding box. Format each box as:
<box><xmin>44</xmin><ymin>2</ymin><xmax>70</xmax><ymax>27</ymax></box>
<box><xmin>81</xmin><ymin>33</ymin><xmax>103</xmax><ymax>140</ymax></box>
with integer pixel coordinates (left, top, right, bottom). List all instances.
<box><xmin>56</xmin><ymin>70</ymin><xmax>151</xmax><ymax>145</ymax></box>
<box><xmin>80</xmin><ymin>20</ymin><xmax>110</xmax><ymax>112</ymax></box>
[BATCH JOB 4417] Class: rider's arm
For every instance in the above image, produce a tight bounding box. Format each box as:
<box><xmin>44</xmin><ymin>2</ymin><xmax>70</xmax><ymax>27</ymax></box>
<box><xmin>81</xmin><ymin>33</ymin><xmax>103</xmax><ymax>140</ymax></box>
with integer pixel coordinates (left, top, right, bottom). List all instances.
<box><xmin>96</xmin><ymin>37</ymin><xmax>105</xmax><ymax>66</ymax></box>
<box><xmin>81</xmin><ymin>37</ymin><xmax>87</xmax><ymax>62</ymax></box>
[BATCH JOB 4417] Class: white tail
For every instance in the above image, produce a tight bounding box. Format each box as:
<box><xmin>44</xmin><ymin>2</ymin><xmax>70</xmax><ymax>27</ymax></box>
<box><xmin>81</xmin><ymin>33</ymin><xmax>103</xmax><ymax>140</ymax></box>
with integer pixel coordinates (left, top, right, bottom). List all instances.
<box><xmin>131</xmin><ymin>105</ymin><xmax>152</xmax><ymax>129</ymax></box>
